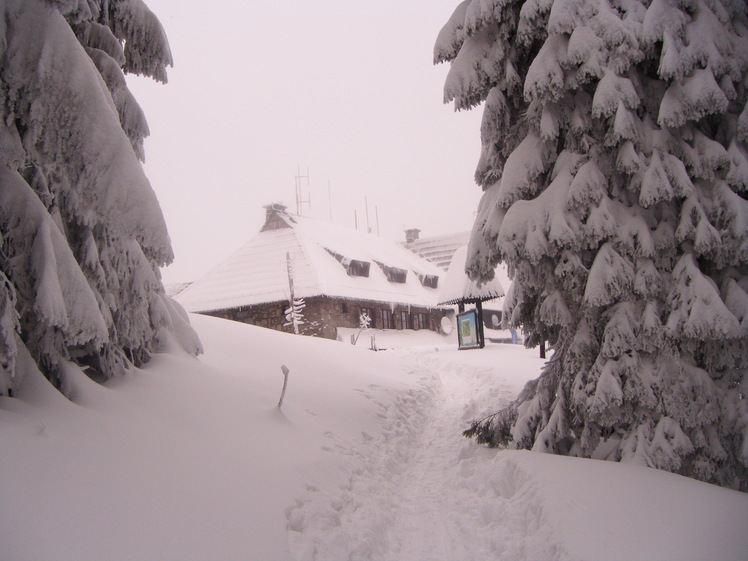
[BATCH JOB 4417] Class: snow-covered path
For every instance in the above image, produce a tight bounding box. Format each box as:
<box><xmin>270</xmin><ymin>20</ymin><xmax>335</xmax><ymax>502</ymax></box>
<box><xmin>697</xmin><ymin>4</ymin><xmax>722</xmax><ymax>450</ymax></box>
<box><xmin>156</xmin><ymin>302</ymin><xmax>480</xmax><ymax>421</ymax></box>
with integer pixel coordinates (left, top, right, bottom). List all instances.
<box><xmin>286</xmin><ymin>349</ymin><xmax>528</xmax><ymax>560</ymax></box>
<box><xmin>5</xmin><ymin>316</ymin><xmax>747</xmax><ymax>561</ymax></box>
<box><xmin>383</xmin><ymin>360</ymin><xmax>501</xmax><ymax>561</ymax></box>
<box><xmin>285</xmin><ymin>344</ymin><xmax>748</xmax><ymax>561</ymax></box>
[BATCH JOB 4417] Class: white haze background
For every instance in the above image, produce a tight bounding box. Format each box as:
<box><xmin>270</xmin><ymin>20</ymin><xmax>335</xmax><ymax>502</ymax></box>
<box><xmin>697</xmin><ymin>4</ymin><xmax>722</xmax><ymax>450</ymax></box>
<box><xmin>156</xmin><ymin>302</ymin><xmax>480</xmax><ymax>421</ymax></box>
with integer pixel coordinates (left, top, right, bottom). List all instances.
<box><xmin>127</xmin><ymin>0</ymin><xmax>484</xmax><ymax>285</ymax></box>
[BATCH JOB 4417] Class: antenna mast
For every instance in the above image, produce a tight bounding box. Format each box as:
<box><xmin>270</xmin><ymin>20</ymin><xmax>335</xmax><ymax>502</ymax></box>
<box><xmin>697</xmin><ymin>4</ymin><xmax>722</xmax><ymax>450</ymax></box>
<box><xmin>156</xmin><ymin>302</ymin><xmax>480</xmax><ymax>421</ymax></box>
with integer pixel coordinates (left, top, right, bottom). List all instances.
<box><xmin>294</xmin><ymin>165</ymin><xmax>311</xmax><ymax>215</ymax></box>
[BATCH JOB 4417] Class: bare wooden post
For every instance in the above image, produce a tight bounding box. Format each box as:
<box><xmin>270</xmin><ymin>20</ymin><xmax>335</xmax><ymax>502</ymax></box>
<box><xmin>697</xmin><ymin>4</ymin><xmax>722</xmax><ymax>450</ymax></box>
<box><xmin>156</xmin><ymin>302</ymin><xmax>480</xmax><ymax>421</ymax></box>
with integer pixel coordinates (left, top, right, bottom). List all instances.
<box><xmin>277</xmin><ymin>365</ymin><xmax>290</xmax><ymax>409</ymax></box>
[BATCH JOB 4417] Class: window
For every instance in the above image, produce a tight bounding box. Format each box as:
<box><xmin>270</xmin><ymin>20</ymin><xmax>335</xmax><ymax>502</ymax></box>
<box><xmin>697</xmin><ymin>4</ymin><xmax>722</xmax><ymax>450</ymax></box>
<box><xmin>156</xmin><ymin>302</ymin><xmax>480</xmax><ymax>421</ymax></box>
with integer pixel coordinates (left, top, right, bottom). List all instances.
<box><xmin>419</xmin><ymin>313</ymin><xmax>430</xmax><ymax>331</ymax></box>
<box><xmin>325</xmin><ymin>249</ymin><xmax>370</xmax><ymax>277</ymax></box>
<box><xmin>347</xmin><ymin>259</ymin><xmax>370</xmax><ymax>277</ymax></box>
<box><xmin>417</xmin><ymin>273</ymin><xmax>439</xmax><ymax>288</ymax></box>
<box><xmin>409</xmin><ymin>313</ymin><xmax>430</xmax><ymax>331</ymax></box>
<box><xmin>400</xmin><ymin>311</ymin><xmax>410</xmax><ymax>330</ymax></box>
<box><xmin>381</xmin><ymin>309</ymin><xmax>394</xmax><ymax>329</ymax></box>
<box><xmin>341</xmin><ymin>302</ymin><xmax>349</xmax><ymax>314</ymax></box>
<box><xmin>375</xmin><ymin>262</ymin><xmax>407</xmax><ymax>283</ymax></box>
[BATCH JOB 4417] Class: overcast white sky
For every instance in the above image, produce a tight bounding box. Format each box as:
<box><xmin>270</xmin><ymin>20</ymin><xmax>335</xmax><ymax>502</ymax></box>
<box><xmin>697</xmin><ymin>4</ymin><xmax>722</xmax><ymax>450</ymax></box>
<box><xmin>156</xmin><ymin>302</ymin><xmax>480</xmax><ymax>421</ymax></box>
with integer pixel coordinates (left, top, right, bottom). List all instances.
<box><xmin>128</xmin><ymin>0</ymin><xmax>484</xmax><ymax>285</ymax></box>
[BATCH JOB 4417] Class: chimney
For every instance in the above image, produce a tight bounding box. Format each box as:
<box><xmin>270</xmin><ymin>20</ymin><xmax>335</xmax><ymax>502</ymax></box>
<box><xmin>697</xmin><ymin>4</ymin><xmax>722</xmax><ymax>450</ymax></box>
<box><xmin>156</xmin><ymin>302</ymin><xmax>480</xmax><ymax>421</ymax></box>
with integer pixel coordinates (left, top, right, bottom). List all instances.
<box><xmin>264</xmin><ymin>203</ymin><xmax>287</xmax><ymax>220</ymax></box>
<box><xmin>261</xmin><ymin>203</ymin><xmax>291</xmax><ymax>232</ymax></box>
<box><xmin>405</xmin><ymin>228</ymin><xmax>421</xmax><ymax>244</ymax></box>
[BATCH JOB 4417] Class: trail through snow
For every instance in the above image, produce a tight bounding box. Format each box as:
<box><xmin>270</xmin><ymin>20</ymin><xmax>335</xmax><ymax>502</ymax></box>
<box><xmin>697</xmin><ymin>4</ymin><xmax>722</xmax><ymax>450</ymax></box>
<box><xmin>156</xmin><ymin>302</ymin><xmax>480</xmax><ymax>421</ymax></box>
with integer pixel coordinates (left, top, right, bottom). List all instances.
<box><xmin>286</xmin><ymin>349</ymin><xmax>559</xmax><ymax>561</ymax></box>
<box><xmin>5</xmin><ymin>316</ymin><xmax>746</xmax><ymax>561</ymax></box>
<box><xmin>383</xmin><ymin>357</ymin><xmax>510</xmax><ymax>561</ymax></box>
<box><xmin>285</xmin><ymin>344</ymin><xmax>748</xmax><ymax>561</ymax></box>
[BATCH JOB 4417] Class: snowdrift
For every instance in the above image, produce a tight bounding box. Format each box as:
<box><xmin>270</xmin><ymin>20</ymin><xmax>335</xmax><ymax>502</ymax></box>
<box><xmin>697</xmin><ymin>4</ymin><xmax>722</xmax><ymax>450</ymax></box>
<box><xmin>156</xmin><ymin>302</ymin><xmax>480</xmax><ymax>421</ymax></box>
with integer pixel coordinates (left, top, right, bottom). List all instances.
<box><xmin>1</xmin><ymin>314</ymin><xmax>746</xmax><ymax>561</ymax></box>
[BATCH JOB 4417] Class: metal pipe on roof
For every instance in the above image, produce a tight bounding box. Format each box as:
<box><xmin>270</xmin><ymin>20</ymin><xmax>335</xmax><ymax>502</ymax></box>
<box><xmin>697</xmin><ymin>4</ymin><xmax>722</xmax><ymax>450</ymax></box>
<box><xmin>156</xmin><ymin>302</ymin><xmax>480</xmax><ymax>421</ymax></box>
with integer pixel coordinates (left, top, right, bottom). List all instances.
<box><xmin>365</xmin><ymin>196</ymin><xmax>370</xmax><ymax>233</ymax></box>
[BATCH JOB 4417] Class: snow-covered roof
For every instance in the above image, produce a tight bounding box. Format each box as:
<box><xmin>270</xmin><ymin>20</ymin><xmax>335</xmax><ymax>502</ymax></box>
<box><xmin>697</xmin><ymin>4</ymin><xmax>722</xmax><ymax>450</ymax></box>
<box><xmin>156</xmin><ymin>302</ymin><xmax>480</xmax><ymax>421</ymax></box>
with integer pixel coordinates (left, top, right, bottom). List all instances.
<box><xmin>403</xmin><ymin>231</ymin><xmax>470</xmax><ymax>270</ymax></box>
<box><xmin>175</xmin><ymin>207</ymin><xmax>445</xmax><ymax>313</ymax></box>
<box><xmin>165</xmin><ymin>282</ymin><xmax>192</xmax><ymax>298</ymax></box>
<box><xmin>437</xmin><ymin>245</ymin><xmax>509</xmax><ymax>306</ymax></box>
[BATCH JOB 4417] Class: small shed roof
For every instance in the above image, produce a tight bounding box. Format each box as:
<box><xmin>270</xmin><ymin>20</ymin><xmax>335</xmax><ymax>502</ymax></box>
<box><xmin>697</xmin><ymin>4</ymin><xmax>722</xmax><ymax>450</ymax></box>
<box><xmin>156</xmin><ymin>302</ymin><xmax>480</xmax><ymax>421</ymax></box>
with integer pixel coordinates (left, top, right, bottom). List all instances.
<box><xmin>437</xmin><ymin>245</ymin><xmax>509</xmax><ymax>306</ymax></box>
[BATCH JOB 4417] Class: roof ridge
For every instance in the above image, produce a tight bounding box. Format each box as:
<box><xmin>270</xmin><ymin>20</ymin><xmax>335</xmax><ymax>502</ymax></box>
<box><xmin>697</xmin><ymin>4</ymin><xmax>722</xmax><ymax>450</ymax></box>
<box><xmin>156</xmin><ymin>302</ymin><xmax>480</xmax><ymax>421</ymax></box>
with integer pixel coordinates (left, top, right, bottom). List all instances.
<box><xmin>286</xmin><ymin>219</ymin><xmax>324</xmax><ymax>298</ymax></box>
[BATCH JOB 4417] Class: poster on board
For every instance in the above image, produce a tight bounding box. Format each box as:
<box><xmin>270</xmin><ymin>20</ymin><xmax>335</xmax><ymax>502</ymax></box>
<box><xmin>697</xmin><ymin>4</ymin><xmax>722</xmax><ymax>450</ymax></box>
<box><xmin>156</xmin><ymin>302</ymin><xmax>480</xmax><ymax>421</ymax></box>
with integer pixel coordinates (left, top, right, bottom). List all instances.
<box><xmin>457</xmin><ymin>309</ymin><xmax>484</xmax><ymax>350</ymax></box>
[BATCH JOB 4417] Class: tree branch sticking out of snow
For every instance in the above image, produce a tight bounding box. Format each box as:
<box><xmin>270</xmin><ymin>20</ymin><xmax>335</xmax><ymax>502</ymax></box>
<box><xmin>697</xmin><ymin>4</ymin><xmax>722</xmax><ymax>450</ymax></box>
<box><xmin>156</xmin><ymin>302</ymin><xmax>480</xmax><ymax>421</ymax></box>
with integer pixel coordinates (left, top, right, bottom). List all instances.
<box><xmin>438</xmin><ymin>0</ymin><xmax>748</xmax><ymax>489</ymax></box>
<box><xmin>277</xmin><ymin>365</ymin><xmax>290</xmax><ymax>409</ymax></box>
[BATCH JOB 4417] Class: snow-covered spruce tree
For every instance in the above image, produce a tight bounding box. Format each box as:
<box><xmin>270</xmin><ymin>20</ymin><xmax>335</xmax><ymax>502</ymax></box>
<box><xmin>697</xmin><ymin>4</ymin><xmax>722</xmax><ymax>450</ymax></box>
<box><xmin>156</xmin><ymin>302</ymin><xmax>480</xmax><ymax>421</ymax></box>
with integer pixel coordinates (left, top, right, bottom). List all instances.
<box><xmin>0</xmin><ymin>0</ymin><xmax>201</xmax><ymax>397</ymax></box>
<box><xmin>437</xmin><ymin>0</ymin><xmax>748</xmax><ymax>488</ymax></box>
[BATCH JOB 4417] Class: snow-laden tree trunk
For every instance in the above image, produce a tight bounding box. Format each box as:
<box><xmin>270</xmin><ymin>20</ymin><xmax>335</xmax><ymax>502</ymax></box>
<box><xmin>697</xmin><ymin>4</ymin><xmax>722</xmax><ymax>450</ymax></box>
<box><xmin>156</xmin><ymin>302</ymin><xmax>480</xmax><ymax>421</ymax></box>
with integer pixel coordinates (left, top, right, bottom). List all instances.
<box><xmin>0</xmin><ymin>0</ymin><xmax>200</xmax><ymax>397</ymax></box>
<box><xmin>439</xmin><ymin>0</ymin><xmax>748</xmax><ymax>489</ymax></box>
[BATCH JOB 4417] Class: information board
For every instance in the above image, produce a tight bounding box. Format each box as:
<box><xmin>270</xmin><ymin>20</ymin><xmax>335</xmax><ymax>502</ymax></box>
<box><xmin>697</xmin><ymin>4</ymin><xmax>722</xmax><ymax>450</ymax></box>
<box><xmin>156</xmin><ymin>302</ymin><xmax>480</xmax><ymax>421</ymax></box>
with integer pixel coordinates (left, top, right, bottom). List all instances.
<box><xmin>457</xmin><ymin>309</ymin><xmax>484</xmax><ymax>350</ymax></box>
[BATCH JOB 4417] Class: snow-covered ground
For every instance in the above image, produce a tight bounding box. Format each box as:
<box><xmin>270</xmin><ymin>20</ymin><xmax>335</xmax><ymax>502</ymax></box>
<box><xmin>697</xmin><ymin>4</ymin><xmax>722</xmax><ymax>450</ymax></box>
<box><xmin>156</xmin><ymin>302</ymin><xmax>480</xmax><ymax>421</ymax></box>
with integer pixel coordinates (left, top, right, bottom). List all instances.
<box><xmin>2</xmin><ymin>315</ymin><xmax>747</xmax><ymax>561</ymax></box>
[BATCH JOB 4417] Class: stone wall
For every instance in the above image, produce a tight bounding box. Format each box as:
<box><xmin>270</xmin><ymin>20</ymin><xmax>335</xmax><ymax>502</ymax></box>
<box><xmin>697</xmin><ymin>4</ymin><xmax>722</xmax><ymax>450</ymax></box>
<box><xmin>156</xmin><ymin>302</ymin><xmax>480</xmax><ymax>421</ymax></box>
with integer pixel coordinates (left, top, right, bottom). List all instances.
<box><xmin>202</xmin><ymin>296</ymin><xmax>447</xmax><ymax>340</ymax></box>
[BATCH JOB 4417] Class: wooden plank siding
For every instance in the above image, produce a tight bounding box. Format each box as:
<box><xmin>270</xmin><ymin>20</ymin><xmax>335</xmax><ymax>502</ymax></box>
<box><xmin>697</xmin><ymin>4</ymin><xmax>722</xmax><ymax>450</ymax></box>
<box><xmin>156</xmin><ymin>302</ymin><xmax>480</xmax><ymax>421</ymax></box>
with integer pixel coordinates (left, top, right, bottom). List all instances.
<box><xmin>202</xmin><ymin>295</ymin><xmax>446</xmax><ymax>340</ymax></box>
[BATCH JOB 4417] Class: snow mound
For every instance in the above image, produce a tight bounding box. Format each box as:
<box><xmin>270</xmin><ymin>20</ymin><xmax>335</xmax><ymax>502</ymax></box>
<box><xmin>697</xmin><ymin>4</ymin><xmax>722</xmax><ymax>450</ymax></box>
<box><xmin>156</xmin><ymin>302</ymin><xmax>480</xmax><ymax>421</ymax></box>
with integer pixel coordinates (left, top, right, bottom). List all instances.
<box><xmin>2</xmin><ymin>314</ymin><xmax>747</xmax><ymax>561</ymax></box>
